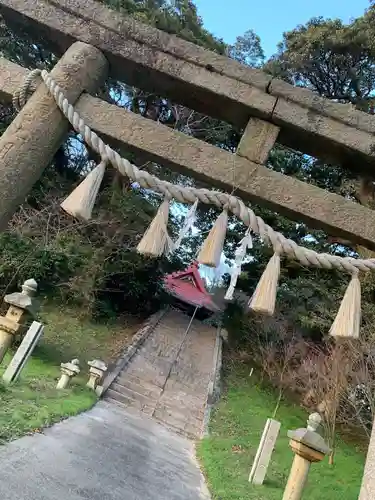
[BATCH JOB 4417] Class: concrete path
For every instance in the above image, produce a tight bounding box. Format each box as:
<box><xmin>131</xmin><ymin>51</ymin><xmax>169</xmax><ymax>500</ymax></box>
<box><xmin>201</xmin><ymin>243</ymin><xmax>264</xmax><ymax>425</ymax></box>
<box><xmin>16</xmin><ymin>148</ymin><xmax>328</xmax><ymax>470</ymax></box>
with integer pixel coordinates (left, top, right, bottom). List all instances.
<box><xmin>0</xmin><ymin>401</ymin><xmax>210</xmax><ymax>500</ymax></box>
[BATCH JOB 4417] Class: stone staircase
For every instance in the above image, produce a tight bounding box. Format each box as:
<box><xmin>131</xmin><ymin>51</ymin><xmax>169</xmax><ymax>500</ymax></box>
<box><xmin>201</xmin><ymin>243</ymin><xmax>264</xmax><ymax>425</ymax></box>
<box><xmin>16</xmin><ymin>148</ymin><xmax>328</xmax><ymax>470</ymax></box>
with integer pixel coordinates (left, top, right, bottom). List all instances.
<box><xmin>105</xmin><ymin>308</ymin><xmax>219</xmax><ymax>439</ymax></box>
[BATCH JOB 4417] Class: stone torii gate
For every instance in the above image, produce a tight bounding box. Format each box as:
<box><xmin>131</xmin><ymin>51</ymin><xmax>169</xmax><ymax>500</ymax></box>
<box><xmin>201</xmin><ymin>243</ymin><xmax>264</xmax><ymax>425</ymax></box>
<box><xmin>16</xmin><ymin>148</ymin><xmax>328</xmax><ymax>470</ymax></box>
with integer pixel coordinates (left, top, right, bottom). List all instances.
<box><xmin>0</xmin><ymin>0</ymin><xmax>374</xmax><ymax>496</ymax></box>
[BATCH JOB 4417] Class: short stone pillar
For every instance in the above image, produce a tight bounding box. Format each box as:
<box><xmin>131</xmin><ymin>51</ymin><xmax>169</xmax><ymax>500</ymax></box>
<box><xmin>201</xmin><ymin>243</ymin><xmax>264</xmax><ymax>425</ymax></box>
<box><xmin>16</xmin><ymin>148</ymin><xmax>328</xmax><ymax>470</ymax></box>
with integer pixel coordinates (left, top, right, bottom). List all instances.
<box><xmin>249</xmin><ymin>418</ymin><xmax>281</xmax><ymax>485</ymax></box>
<box><xmin>282</xmin><ymin>413</ymin><xmax>330</xmax><ymax>500</ymax></box>
<box><xmin>86</xmin><ymin>359</ymin><xmax>107</xmax><ymax>390</ymax></box>
<box><xmin>57</xmin><ymin>359</ymin><xmax>80</xmax><ymax>389</ymax></box>
<box><xmin>237</xmin><ymin>117</ymin><xmax>280</xmax><ymax>164</ymax></box>
<box><xmin>3</xmin><ymin>321</ymin><xmax>44</xmax><ymax>384</ymax></box>
<box><xmin>0</xmin><ymin>278</ymin><xmax>38</xmax><ymax>363</ymax></box>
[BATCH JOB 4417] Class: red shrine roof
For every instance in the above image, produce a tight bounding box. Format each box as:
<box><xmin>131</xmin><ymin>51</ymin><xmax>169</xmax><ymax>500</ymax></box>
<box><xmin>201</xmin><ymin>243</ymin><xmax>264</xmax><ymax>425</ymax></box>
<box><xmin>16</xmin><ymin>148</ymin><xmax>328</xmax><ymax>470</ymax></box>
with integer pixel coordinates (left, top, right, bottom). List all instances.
<box><xmin>164</xmin><ymin>262</ymin><xmax>221</xmax><ymax>312</ymax></box>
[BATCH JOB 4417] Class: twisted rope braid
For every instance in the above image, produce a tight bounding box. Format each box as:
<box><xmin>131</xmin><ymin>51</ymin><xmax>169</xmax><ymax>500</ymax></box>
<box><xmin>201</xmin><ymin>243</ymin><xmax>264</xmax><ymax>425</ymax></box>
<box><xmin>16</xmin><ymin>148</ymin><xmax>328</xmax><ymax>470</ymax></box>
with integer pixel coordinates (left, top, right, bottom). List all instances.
<box><xmin>14</xmin><ymin>70</ymin><xmax>375</xmax><ymax>275</ymax></box>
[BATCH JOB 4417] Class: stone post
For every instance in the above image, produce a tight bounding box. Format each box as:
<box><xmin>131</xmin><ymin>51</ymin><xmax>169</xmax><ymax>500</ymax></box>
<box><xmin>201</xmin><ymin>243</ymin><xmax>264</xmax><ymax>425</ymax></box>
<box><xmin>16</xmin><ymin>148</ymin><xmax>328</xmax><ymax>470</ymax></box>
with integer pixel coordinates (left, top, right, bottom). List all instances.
<box><xmin>0</xmin><ymin>278</ymin><xmax>38</xmax><ymax>363</ymax></box>
<box><xmin>2</xmin><ymin>321</ymin><xmax>44</xmax><ymax>384</ymax></box>
<box><xmin>86</xmin><ymin>359</ymin><xmax>107</xmax><ymax>390</ymax></box>
<box><xmin>359</xmin><ymin>418</ymin><xmax>375</xmax><ymax>498</ymax></box>
<box><xmin>57</xmin><ymin>359</ymin><xmax>80</xmax><ymax>389</ymax></box>
<box><xmin>237</xmin><ymin>117</ymin><xmax>280</xmax><ymax>164</ymax></box>
<box><xmin>249</xmin><ymin>418</ymin><xmax>281</xmax><ymax>485</ymax></box>
<box><xmin>282</xmin><ymin>413</ymin><xmax>330</xmax><ymax>500</ymax></box>
<box><xmin>0</xmin><ymin>42</ymin><xmax>108</xmax><ymax>230</ymax></box>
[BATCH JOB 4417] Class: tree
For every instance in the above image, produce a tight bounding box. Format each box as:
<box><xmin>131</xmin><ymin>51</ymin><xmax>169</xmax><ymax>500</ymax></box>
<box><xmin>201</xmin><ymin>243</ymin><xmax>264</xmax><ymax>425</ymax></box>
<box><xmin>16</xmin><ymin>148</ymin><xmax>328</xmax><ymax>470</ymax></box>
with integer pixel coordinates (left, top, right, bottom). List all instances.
<box><xmin>262</xmin><ymin>6</ymin><xmax>375</xmax><ymax>324</ymax></box>
<box><xmin>264</xmin><ymin>10</ymin><xmax>375</xmax><ymax>215</ymax></box>
<box><xmin>227</xmin><ymin>29</ymin><xmax>264</xmax><ymax>68</ymax></box>
<box><xmin>265</xmin><ymin>15</ymin><xmax>375</xmax><ymax>109</ymax></box>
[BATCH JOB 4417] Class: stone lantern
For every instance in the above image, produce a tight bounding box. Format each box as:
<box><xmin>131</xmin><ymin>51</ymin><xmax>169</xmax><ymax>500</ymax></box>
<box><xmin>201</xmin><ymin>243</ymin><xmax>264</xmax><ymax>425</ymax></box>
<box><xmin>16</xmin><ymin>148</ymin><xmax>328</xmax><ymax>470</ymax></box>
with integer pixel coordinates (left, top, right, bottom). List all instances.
<box><xmin>57</xmin><ymin>359</ymin><xmax>80</xmax><ymax>389</ymax></box>
<box><xmin>282</xmin><ymin>413</ymin><xmax>330</xmax><ymax>500</ymax></box>
<box><xmin>86</xmin><ymin>359</ymin><xmax>107</xmax><ymax>390</ymax></box>
<box><xmin>0</xmin><ymin>278</ymin><xmax>38</xmax><ymax>363</ymax></box>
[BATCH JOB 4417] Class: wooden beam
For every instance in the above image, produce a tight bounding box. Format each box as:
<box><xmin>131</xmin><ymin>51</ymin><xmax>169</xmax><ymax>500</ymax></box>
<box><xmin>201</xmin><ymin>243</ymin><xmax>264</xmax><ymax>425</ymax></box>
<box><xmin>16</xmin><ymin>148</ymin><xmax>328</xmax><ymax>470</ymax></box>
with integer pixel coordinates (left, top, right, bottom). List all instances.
<box><xmin>74</xmin><ymin>94</ymin><xmax>375</xmax><ymax>250</ymax></box>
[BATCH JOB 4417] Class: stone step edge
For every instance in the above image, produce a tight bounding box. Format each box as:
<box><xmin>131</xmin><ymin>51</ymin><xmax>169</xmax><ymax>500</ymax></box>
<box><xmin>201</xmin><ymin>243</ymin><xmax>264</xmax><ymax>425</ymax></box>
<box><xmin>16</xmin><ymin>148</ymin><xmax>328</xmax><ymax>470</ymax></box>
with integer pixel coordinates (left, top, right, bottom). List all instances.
<box><xmin>153</xmin><ymin>403</ymin><xmax>204</xmax><ymax>427</ymax></box>
<box><xmin>111</xmin><ymin>382</ymin><xmax>160</xmax><ymax>405</ymax></box>
<box><xmin>152</xmin><ymin>413</ymin><xmax>202</xmax><ymax>440</ymax></box>
<box><xmin>115</xmin><ymin>374</ymin><xmax>163</xmax><ymax>398</ymax></box>
<box><xmin>106</xmin><ymin>397</ymin><xmax>198</xmax><ymax>440</ymax></box>
<box><xmin>112</xmin><ymin>379</ymin><xmax>206</xmax><ymax>418</ymax></box>
<box><xmin>105</xmin><ymin>387</ymin><xmax>156</xmax><ymax>414</ymax></box>
<box><xmin>96</xmin><ymin>308</ymin><xmax>168</xmax><ymax>396</ymax></box>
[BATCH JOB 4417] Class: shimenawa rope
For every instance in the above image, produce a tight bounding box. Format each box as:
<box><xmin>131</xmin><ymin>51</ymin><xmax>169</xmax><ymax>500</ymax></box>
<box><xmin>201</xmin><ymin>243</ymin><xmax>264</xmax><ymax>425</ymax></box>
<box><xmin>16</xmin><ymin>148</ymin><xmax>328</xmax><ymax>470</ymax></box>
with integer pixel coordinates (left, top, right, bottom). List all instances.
<box><xmin>13</xmin><ymin>69</ymin><xmax>375</xmax><ymax>275</ymax></box>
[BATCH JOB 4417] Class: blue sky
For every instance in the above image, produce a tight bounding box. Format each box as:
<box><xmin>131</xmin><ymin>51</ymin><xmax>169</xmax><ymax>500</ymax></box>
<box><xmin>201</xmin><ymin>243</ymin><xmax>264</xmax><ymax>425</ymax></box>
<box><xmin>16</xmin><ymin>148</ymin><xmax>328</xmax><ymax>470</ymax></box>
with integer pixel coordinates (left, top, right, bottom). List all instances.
<box><xmin>194</xmin><ymin>0</ymin><xmax>370</xmax><ymax>58</ymax></box>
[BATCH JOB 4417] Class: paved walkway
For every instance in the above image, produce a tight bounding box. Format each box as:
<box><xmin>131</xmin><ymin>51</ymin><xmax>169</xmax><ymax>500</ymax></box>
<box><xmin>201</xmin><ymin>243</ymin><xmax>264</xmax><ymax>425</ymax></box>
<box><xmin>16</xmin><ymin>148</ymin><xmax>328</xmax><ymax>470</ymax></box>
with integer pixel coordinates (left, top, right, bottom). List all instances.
<box><xmin>0</xmin><ymin>401</ymin><xmax>210</xmax><ymax>499</ymax></box>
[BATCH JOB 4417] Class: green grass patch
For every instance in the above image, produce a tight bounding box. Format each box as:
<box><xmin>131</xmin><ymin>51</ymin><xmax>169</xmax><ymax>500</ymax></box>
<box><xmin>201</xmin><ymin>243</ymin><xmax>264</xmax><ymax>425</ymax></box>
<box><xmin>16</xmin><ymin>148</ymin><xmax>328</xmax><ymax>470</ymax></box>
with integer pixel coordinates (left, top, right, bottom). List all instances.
<box><xmin>197</xmin><ymin>362</ymin><xmax>365</xmax><ymax>500</ymax></box>
<box><xmin>0</xmin><ymin>304</ymin><xmax>141</xmax><ymax>443</ymax></box>
<box><xmin>37</xmin><ymin>303</ymin><xmax>140</xmax><ymax>365</ymax></box>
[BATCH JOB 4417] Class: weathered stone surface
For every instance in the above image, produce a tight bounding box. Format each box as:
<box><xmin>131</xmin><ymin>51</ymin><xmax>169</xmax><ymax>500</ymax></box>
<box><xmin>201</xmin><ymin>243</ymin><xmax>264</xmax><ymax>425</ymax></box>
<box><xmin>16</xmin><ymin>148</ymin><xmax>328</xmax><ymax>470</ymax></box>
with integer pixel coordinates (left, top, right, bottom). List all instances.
<box><xmin>76</xmin><ymin>94</ymin><xmax>375</xmax><ymax>249</ymax></box>
<box><xmin>359</xmin><ymin>419</ymin><xmax>375</xmax><ymax>499</ymax></box>
<box><xmin>0</xmin><ymin>42</ymin><xmax>108</xmax><ymax>230</ymax></box>
<box><xmin>0</xmin><ymin>279</ymin><xmax>39</xmax><ymax>364</ymax></box>
<box><xmin>282</xmin><ymin>453</ymin><xmax>312</xmax><ymax>500</ymax></box>
<box><xmin>237</xmin><ymin>117</ymin><xmax>280</xmax><ymax>163</ymax></box>
<box><xmin>57</xmin><ymin>358</ymin><xmax>80</xmax><ymax>389</ymax></box>
<box><xmin>2</xmin><ymin>8</ymin><xmax>375</xmax><ymax>170</ymax></box>
<box><xmin>73</xmin><ymin>0</ymin><xmax>272</xmax><ymax>89</ymax></box>
<box><xmin>2</xmin><ymin>50</ymin><xmax>372</xmax><ymax>244</ymax></box>
<box><xmin>273</xmin><ymin>97</ymin><xmax>375</xmax><ymax>171</ymax></box>
<box><xmin>287</xmin><ymin>428</ymin><xmax>330</xmax><ymax>456</ymax></box>
<box><xmin>87</xmin><ymin>359</ymin><xmax>107</xmax><ymax>389</ymax></box>
<box><xmin>0</xmin><ymin>0</ymin><xmax>275</xmax><ymax>125</ymax></box>
<box><xmin>270</xmin><ymin>78</ymin><xmax>375</xmax><ymax>135</ymax></box>
<box><xmin>283</xmin><ymin>415</ymin><xmax>329</xmax><ymax>500</ymax></box>
<box><xmin>99</xmin><ymin>309</ymin><xmax>167</xmax><ymax>395</ymax></box>
<box><xmin>249</xmin><ymin>418</ymin><xmax>281</xmax><ymax>485</ymax></box>
<box><xmin>105</xmin><ymin>309</ymin><xmax>217</xmax><ymax>439</ymax></box>
<box><xmin>4</xmin><ymin>278</ymin><xmax>38</xmax><ymax>315</ymax></box>
<box><xmin>2</xmin><ymin>321</ymin><xmax>44</xmax><ymax>383</ymax></box>
<box><xmin>1</xmin><ymin>0</ymin><xmax>271</xmax><ymax>90</ymax></box>
<box><xmin>0</xmin><ymin>57</ymin><xmax>28</xmax><ymax>103</ymax></box>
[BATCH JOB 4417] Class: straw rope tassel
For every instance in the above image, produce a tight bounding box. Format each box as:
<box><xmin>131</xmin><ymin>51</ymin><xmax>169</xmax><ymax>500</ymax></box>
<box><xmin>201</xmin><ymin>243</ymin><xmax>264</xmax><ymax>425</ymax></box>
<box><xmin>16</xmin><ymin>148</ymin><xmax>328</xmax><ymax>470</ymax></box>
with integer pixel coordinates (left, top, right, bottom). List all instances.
<box><xmin>198</xmin><ymin>208</ymin><xmax>228</xmax><ymax>268</ymax></box>
<box><xmin>249</xmin><ymin>250</ymin><xmax>281</xmax><ymax>316</ymax></box>
<box><xmin>137</xmin><ymin>197</ymin><xmax>172</xmax><ymax>258</ymax></box>
<box><xmin>60</xmin><ymin>161</ymin><xmax>106</xmax><ymax>221</ymax></box>
<box><xmin>329</xmin><ymin>271</ymin><xmax>361</xmax><ymax>339</ymax></box>
<box><xmin>20</xmin><ymin>69</ymin><xmax>375</xmax><ymax>279</ymax></box>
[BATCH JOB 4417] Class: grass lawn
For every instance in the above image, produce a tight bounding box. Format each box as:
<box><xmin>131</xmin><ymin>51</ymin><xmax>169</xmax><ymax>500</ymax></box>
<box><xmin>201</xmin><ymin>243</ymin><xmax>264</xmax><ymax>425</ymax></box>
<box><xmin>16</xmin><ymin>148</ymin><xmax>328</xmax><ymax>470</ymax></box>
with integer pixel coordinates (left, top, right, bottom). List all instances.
<box><xmin>0</xmin><ymin>304</ymin><xmax>141</xmax><ymax>444</ymax></box>
<box><xmin>198</xmin><ymin>362</ymin><xmax>365</xmax><ymax>500</ymax></box>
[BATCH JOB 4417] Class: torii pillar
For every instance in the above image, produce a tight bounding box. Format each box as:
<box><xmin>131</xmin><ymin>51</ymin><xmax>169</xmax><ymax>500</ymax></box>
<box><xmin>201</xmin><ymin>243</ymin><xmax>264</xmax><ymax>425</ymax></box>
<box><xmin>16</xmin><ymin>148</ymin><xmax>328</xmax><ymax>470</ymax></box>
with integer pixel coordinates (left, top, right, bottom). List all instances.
<box><xmin>0</xmin><ymin>42</ymin><xmax>107</xmax><ymax>229</ymax></box>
